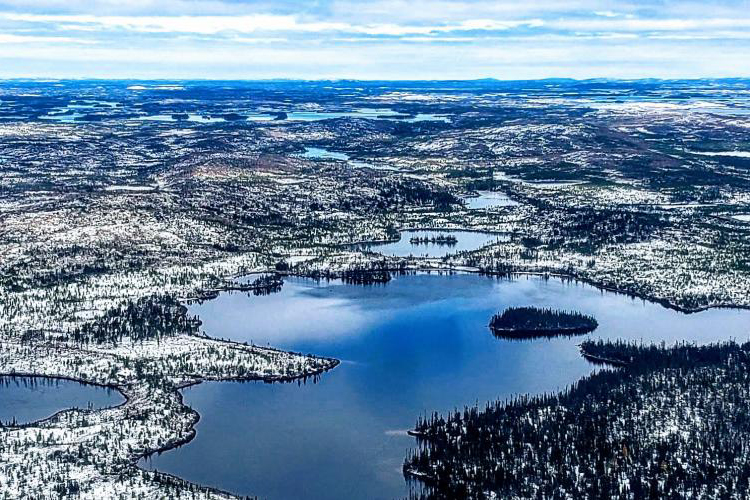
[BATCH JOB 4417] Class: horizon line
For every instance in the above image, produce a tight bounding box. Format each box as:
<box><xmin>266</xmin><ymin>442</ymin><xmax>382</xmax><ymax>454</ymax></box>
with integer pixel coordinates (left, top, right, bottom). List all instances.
<box><xmin>2</xmin><ymin>76</ymin><xmax>750</xmax><ymax>83</ymax></box>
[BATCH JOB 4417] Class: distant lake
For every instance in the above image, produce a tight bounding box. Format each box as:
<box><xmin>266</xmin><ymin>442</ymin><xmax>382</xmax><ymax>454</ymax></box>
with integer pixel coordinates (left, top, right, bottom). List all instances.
<box><xmin>357</xmin><ymin>229</ymin><xmax>505</xmax><ymax>258</ymax></box>
<box><xmin>464</xmin><ymin>191</ymin><xmax>519</xmax><ymax>209</ymax></box>
<box><xmin>285</xmin><ymin>108</ymin><xmax>450</xmax><ymax>122</ymax></box>
<box><xmin>37</xmin><ymin>107</ymin><xmax>451</xmax><ymax>125</ymax></box>
<box><xmin>0</xmin><ymin>376</ymin><xmax>123</xmax><ymax>425</ymax></box>
<box><xmin>142</xmin><ymin>274</ymin><xmax>750</xmax><ymax>499</ymax></box>
<box><xmin>301</xmin><ymin>147</ymin><xmax>349</xmax><ymax>161</ymax></box>
<box><xmin>301</xmin><ymin>147</ymin><xmax>395</xmax><ymax>171</ymax></box>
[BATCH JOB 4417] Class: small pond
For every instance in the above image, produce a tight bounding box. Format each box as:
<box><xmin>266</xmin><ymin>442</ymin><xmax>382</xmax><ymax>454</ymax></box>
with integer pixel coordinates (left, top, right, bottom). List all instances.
<box><xmin>0</xmin><ymin>376</ymin><xmax>123</xmax><ymax>425</ymax></box>
<box><xmin>300</xmin><ymin>147</ymin><xmax>395</xmax><ymax>170</ymax></box>
<box><xmin>301</xmin><ymin>147</ymin><xmax>349</xmax><ymax>161</ymax></box>
<box><xmin>464</xmin><ymin>191</ymin><xmax>519</xmax><ymax>209</ymax></box>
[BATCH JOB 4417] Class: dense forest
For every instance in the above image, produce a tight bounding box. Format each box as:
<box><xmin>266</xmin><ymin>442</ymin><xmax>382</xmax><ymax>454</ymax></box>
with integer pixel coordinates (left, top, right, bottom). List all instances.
<box><xmin>489</xmin><ymin>306</ymin><xmax>598</xmax><ymax>338</ymax></box>
<box><xmin>65</xmin><ymin>295</ymin><xmax>200</xmax><ymax>346</ymax></box>
<box><xmin>245</xmin><ymin>274</ymin><xmax>283</xmax><ymax>296</ymax></box>
<box><xmin>303</xmin><ymin>260</ymin><xmax>409</xmax><ymax>285</ymax></box>
<box><xmin>405</xmin><ymin>340</ymin><xmax>750</xmax><ymax>499</ymax></box>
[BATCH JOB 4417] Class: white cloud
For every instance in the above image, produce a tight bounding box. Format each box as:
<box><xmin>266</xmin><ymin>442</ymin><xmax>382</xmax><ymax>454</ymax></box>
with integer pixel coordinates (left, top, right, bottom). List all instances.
<box><xmin>0</xmin><ymin>0</ymin><xmax>259</xmax><ymax>16</ymax></box>
<box><xmin>0</xmin><ymin>33</ymin><xmax>97</xmax><ymax>44</ymax></box>
<box><xmin>0</xmin><ymin>12</ymin><xmax>548</xmax><ymax>36</ymax></box>
<box><xmin>1</xmin><ymin>13</ymin><xmax>342</xmax><ymax>34</ymax></box>
<box><xmin>0</xmin><ymin>1</ymin><xmax>749</xmax><ymax>79</ymax></box>
<box><xmin>3</xmin><ymin>10</ymin><xmax>750</xmax><ymax>41</ymax></box>
<box><xmin>230</xmin><ymin>37</ymin><xmax>289</xmax><ymax>44</ymax></box>
<box><xmin>550</xmin><ymin>17</ymin><xmax>750</xmax><ymax>32</ymax></box>
<box><xmin>593</xmin><ymin>11</ymin><xmax>623</xmax><ymax>18</ymax></box>
<box><xmin>1</xmin><ymin>35</ymin><xmax>748</xmax><ymax>80</ymax></box>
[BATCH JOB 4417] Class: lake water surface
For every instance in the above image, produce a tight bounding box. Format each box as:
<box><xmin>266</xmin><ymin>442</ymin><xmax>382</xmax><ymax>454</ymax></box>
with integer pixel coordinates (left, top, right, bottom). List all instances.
<box><xmin>359</xmin><ymin>230</ymin><xmax>505</xmax><ymax>258</ymax></box>
<box><xmin>0</xmin><ymin>376</ymin><xmax>123</xmax><ymax>425</ymax></box>
<box><xmin>142</xmin><ymin>274</ymin><xmax>750</xmax><ymax>499</ymax></box>
<box><xmin>285</xmin><ymin>108</ymin><xmax>449</xmax><ymax>123</ymax></box>
<box><xmin>301</xmin><ymin>147</ymin><xmax>396</xmax><ymax>171</ymax></box>
<box><xmin>464</xmin><ymin>191</ymin><xmax>519</xmax><ymax>209</ymax></box>
<box><xmin>302</xmin><ymin>147</ymin><xmax>350</xmax><ymax>161</ymax></box>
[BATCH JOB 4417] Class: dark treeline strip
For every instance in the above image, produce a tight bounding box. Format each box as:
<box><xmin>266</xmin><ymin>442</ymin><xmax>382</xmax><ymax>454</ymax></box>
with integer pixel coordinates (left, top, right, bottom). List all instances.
<box><xmin>405</xmin><ymin>341</ymin><xmax>750</xmax><ymax>499</ymax></box>
<box><xmin>410</xmin><ymin>235</ymin><xmax>458</xmax><ymax>246</ymax></box>
<box><xmin>62</xmin><ymin>295</ymin><xmax>200</xmax><ymax>346</ymax></box>
<box><xmin>246</xmin><ymin>274</ymin><xmax>283</xmax><ymax>296</ymax></box>
<box><xmin>302</xmin><ymin>260</ymin><xmax>409</xmax><ymax>285</ymax></box>
<box><xmin>579</xmin><ymin>339</ymin><xmax>736</xmax><ymax>369</ymax></box>
<box><xmin>221</xmin><ymin>274</ymin><xmax>283</xmax><ymax>297</ymax></box>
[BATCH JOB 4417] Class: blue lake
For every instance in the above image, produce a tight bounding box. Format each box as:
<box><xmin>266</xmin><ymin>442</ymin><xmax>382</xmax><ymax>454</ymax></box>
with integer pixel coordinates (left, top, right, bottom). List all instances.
<box><xmin>142</xmin><ymin>274</ymin><xmax>750</xmax><ymax>499</ymax></box>
<box><xmin>301</xmin><ymin>147</ymin><xmax>395</xmax><ymax>171</ymax></box>
<box><xmin>0</xmin><ymin>376</ymin><xmax>123</xmax><ymax>425</ymax></box>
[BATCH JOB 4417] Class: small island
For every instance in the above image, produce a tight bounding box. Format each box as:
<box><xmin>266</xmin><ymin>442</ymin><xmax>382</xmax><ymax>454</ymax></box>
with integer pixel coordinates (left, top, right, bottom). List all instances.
<box><xmin>409</xmin><ymin>235</ymin><xmax>458</xmax><ymax>246</ymax></box>
<box><xmin>489</xmin><ymin>306</ymin><xmax>598</xmax><ymax>339</ymax></box>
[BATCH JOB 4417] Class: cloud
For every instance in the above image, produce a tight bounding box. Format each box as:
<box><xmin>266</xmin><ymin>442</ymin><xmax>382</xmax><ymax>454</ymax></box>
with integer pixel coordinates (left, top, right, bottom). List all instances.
<box><xmin>0</xmin><ymin>33</ymin><xmax>96</xmax><ymax>44</ymax></box>
<box><xmin>0</xmin><ymin>12</ymin><xmax>548</xmax><ymax>36</ymax></box>
<box><xmin>0</xmin><ymin>0</ymin><xmax>748</xmax><ymax>79</ymax></box>
<box><xmin>4</xmin><ymin>9</ymin><xmax>750</xmax><ymax>40</ymax></box>
<box><xmin>1</xmin><ymin>13</ymin><xmax>342</xmax><ymax>34</ymax></box>
<box><xmin>2</xmin><ymin>33</ymin><xmax>749</xmax><ymax>76</ymax></box>
<box><xmin>551</xmin><ymin>17</ymin><xmax>750</xmax><ymax>32</ymax></box>
<box><xmin>593</xmin><ymin>11</ymin><xmax>624</xmax><ymax>18</ymax></box>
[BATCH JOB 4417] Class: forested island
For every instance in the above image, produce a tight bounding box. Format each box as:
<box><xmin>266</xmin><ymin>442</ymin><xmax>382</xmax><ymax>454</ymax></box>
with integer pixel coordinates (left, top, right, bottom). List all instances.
<box><xmin>405</xmin><ymin>340</ymin><xmax>750</xmax><ymax>499</ymax></box>
<box><xmin>488</xmin><ymin>306</ymin><xmax>598</xmax><ymax>338</ymax></box>
<box><xmin>409</xmin><ymin>235</ymin><xmax>458</xmax><ymax>246</ymax></box>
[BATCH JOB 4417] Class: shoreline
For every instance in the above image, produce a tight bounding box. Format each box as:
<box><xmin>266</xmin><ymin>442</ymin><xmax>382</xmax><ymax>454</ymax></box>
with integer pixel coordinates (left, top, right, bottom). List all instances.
<box><xmin>578</xmin><ymin>350</ymin><xmax>629</xmax><ymax>367</ymax></box>
<box><xmin>133</xmin><ymin>357</ymin><xmax>339</xmax><ymax>497</ymax></box>
<box><xmin>285</xmin><ymin>262</ymin><xmax>750</xmax><ymax>315</ymax></box>
<box><xmin>489</xmin><ymin>325</ymin><xmax>597</xmax><ymax>338</ymax></box>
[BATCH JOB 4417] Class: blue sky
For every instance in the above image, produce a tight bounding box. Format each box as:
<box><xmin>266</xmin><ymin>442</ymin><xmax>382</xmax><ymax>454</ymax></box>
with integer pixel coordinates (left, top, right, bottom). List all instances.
<box><xmin>0</xmin><ymin>0</ymin><xmax>749</xmax><ymax>79</ymax></box>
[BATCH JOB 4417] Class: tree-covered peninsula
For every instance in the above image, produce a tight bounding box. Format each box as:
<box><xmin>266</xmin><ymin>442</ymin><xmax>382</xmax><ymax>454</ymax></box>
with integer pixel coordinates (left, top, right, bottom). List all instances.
<box><xmin>405</xmin><ymin>340</ymin><xmax>750</xmax><ymax>499</ymax></box>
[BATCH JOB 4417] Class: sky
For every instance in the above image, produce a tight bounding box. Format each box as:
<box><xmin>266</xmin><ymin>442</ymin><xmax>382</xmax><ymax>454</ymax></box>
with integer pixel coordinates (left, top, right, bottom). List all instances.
<box><xmin>0</xmin><ymin>0</ymin><xmax>749</xmax><ymax>80</ymax></box>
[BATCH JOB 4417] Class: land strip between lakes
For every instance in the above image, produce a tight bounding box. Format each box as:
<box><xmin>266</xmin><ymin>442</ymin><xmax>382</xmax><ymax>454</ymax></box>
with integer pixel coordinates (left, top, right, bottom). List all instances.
<box><xmin>0</xmin><ymin>331</ymin><xmax>337</xmax><ymax>499</ymax></box>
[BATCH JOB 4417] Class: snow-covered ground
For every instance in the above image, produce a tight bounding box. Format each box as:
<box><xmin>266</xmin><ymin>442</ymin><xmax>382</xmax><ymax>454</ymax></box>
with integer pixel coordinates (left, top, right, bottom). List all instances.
<box><xmin>2</xmin><ymin>80</ymin><xmax>750</xmax><ymax>498</ymax></box>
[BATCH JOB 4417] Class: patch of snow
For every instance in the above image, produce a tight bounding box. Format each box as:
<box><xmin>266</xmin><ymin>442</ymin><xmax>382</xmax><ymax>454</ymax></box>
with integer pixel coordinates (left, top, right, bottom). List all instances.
<box><xmin>689</xmin><ymin>150</ymin><xmax>750</xmax><ymax>158</ymax></box>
